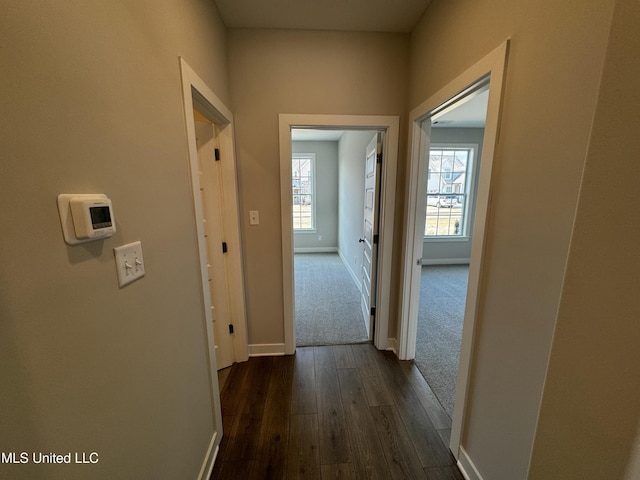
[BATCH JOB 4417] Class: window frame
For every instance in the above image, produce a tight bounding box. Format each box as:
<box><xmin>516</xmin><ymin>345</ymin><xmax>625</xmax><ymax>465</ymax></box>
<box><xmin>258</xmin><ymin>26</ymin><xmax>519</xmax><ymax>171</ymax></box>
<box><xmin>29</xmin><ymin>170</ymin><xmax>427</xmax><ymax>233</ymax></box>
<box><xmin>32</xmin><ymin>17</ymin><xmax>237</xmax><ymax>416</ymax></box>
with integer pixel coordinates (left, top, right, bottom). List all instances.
<box><xmin>292</xmin><ymin>153</ymin><xmax>317</xmax><ymax>232</ymax></box>
<box><xmin>424</xmin><ymin>143</ymin><xmax>478</xmax><ymax>240</ymax></box>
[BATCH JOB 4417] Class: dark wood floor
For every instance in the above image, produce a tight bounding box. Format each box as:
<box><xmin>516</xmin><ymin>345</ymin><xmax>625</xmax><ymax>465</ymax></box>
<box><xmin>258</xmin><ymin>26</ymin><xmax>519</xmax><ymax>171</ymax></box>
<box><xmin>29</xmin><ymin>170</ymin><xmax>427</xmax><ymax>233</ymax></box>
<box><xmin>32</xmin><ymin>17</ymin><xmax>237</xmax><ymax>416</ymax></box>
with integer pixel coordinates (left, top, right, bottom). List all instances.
<box><xmin>211</xmin><ymin>344</ymin><xmax>464</xmax><ymax>480</ymax></box>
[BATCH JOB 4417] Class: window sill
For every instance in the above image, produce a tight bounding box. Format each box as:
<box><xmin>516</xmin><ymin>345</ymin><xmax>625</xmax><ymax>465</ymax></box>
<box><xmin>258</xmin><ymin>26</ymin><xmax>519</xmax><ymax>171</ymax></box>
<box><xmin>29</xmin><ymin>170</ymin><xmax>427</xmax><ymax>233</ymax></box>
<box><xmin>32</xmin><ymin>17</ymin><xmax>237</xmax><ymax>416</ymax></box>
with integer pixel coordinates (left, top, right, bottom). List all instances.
<box><xmin>423</xmin><ymin>236</ymin><xmax>470</xmax><ymax>242</ymax></box>
<box><xmin>294</xmin><ymin>229</ymin><xmax>318</xmax><ymax>234</ymax></box>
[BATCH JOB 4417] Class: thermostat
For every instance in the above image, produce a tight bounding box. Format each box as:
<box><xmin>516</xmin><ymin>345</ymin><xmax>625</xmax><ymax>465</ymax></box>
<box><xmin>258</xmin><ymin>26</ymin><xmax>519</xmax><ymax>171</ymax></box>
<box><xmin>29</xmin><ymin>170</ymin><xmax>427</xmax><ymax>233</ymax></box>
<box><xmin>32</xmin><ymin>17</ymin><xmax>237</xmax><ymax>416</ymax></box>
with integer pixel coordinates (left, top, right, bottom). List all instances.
<box><xmin>58</xmin><ymin>194</ymin><xmax>116</xmax><ymax>245</ymax></box>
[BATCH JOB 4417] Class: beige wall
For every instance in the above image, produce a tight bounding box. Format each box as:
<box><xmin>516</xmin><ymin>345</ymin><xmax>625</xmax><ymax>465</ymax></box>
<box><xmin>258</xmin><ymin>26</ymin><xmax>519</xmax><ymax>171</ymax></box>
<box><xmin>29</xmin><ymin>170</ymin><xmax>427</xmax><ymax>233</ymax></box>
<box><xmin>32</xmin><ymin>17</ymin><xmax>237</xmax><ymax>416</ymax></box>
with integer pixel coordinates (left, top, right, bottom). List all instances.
<box><xmin>530</xmin><ymin>0</ymin><xmax>640</xmax><ymax>477</ymax></box>
<box><xmin>0</xmin><ymin>1</ymin><xmax>229</xmax><ymax>478</ymax></box>
<box><xmin>409</xmin><ymin>0</ymin><xmax>615</xmax><ymax>478</ymax></box>
<box><xmin>2</xmin><ymin>1</ymin><xmax>635</xmax><ymax>478</ymax></box>
<box><xmin>227</xmin><ymin>28</ymin><xmax>409</xmax><ymax>345</ymax></box>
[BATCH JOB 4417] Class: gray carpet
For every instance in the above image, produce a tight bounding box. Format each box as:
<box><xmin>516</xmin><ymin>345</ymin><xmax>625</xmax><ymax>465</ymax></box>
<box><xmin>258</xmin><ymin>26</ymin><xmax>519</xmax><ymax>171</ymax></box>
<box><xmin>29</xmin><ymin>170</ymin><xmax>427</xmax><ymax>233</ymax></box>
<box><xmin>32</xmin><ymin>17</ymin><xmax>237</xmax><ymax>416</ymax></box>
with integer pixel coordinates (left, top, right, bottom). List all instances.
<box><xmin>295</xmin><ymin>253</ymin><xmax>369</xmax><ymax>346</ymax></box>
<box><xmin>415</xmin><ymin>265</ymin><xmax>469</xmax><ymax>417</ymax></box>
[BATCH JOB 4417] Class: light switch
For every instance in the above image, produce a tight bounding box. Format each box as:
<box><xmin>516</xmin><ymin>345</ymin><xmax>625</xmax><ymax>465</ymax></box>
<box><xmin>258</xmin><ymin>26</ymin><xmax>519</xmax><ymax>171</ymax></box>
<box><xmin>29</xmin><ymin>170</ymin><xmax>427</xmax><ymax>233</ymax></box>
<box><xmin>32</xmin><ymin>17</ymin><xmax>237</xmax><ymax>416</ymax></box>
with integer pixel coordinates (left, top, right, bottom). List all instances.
<box><xmin>249</xmin><ymin>210</ymin><xmax>260</xmax><ymax>225</ymax></box>
<box><xmin>114</xmin><ymin>241</ymin><xmax>145</xmax><ymax>287</ymax></box>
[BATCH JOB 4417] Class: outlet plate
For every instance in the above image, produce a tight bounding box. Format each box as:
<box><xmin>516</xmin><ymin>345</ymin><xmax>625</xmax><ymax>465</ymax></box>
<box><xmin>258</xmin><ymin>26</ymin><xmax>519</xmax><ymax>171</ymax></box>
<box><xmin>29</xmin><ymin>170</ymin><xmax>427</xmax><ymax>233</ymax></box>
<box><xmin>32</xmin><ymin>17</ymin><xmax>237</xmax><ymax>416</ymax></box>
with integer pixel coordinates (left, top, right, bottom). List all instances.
<box><xmin>114</xmin><ymin>241</ymin><xmax>145</xmax><ymax>287</ymax></box>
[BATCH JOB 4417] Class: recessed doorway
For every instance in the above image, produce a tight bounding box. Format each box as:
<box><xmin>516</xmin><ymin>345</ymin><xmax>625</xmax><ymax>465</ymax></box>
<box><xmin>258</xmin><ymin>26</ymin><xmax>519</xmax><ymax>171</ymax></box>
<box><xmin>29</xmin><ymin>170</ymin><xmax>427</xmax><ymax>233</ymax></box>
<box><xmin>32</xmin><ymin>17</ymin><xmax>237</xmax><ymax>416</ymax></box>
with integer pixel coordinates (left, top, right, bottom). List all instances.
<box><xmin>279</xmin><ymin>114</ymin><xmax>400</xmax><ymax>355</ymax></box>
<box><xmin>415</xmin><ymin>87</ymin><xmax>489</xmax><ymax>418</ymax></box>
<box><xmin>400</xmin><ymin>41</ymin><xmax>509</xmax><ymax>460</ymax></box>
<box><xmin>290</xmin><ymin>128</ymin><xmax>380</xmax><ymax>347</ymax></box>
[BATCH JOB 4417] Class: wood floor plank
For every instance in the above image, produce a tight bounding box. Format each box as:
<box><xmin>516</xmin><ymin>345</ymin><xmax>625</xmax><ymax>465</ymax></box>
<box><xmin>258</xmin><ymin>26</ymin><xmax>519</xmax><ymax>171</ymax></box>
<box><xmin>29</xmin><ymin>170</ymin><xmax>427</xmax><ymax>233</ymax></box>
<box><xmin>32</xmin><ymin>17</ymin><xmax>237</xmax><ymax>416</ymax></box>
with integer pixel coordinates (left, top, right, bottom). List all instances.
<box><xmin>332</xmin><ymin>345</ymin><xmax>356</xmax><ymax>368</ymax></box>
<box><xmin>398</xmin><ymin>360</ymin><xmax>451</xmax><ymax>430</ymax></box>
<box><xmin>217</xmin><ymin>366</ymin><xmax>231</xmax><ymax>393</ymax></box>
<box><xmin>338</xmin><ymin>368</ymin><xmax>391</xmax><ymax>480</ymax></box>
<box><xmin>371</xmin><ymin>405</ymin><xmax>427</xmax><ymax>480</ymax></box>
<box><xmin>287</xmin><ymin>414</ymin><xmax>321</xmax><ymax>480</ymax></box>
<box><xmin>423</xmin><ymin>466</ymin><xmax>465</xmax><ymax>480</ymax></box>
<box><xmin>437</xmin><ymin>429</ymin><xmax>451</xmax><ymax>448</ymax></box>
<box><xmin>315</xmin><ymin>346</ymin><xmax>351</xmax><ymax>464</ymax></box>
<box><xmin>210</xmin><ymin>409</ymin><xmax>236</xmax><ymax>478</ymax></box>
<box><xmin>292</xmin><ymin>347</ymin><xmax>318</xmax><ymax>415</ymax></box>
<box><xmin>350</xmin><ymin>344</ymin><xmax>394</xmax><ymax>407</ymax></box>
<box><xmin>222</xmin><ymin>356</ymin><xmax>273</xmax><ymax>462</ymax></box>
<box><xmin>212</xmin><ymin>344</ymin><xmax>461</xmax><ymax>480</ymax></box>
<box><xmin>374</xmin><ymin>351</ymin><xmax>455</xmax><ymax>468</ymax></box>
<box><xmin>219</xmin><ymin>359</ymin><xmax>251</xmax><ymax>417</ymax></box>
<box><xmin>251</xmin><ymin>355</ymin><xmax>295</xmax><ymax>479</ymax></box>
<box><xmin>320</xmin><ymin>463</ymin><xmax>357</xmax><ymax>480</ymax></box>
<box><xmin>211</xmin><ymin>460</ymin><xmax>253</xmax><ymax>480</ymax></box>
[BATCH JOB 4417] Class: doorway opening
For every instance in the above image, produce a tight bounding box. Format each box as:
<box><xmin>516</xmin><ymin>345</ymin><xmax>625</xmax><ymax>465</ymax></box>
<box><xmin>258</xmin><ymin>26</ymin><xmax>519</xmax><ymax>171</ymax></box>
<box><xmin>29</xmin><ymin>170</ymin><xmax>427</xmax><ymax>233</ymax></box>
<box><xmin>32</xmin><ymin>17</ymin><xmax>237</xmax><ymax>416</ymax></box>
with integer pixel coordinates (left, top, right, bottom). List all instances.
<box><xmin>415</xmin><ymin>86</ymin><xmax>489</xmax><ymax>419</ymax></box>
<box><xmin>291</xmin><ymin>129</ymin><xmax>381</xmax><ymax>347</ymax></box>
<box><xmin>399</xmin><ymin>41</ymin><xmax>509</xmax><ymax>460</ymax></box>
<box><xmin>279</xmin><ymin>114</ymin><xmax>400</xmax><ymax>355</ymax></box>
<box><xmin>180</xmin><ymin>57</ymin><xmax>250</xmax><ymax>478</ymax></box>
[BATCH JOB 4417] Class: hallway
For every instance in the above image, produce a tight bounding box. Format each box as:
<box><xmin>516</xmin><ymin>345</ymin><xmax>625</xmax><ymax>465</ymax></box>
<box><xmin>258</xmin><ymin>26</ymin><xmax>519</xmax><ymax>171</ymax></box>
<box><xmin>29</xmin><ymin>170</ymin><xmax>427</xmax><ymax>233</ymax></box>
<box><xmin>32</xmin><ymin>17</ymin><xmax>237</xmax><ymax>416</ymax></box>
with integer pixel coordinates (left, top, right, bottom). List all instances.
<box><xmin>211</xmin><ymin>343</ymin><xmax>462</xmax><ymax>479</ymax></box>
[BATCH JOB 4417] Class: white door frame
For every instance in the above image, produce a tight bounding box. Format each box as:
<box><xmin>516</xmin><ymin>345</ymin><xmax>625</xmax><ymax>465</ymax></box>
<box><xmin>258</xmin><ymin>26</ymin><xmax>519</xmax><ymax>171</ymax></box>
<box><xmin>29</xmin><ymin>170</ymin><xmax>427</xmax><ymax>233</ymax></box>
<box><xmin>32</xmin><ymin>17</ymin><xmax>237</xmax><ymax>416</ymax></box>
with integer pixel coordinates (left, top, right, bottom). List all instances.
<box><xmin>279</xmin><ymin>114</ymin><xmax>399</xmax><ymax>355</ymax></box>
<box><xmin>179</xmin><ymin>57</ymin><xmax>249</xmax><ymax>478</ymax></box>
<box><xmin>399</xmin><ymin>41</ymin><xmax>509</xmax><ymax>457</ymax></box>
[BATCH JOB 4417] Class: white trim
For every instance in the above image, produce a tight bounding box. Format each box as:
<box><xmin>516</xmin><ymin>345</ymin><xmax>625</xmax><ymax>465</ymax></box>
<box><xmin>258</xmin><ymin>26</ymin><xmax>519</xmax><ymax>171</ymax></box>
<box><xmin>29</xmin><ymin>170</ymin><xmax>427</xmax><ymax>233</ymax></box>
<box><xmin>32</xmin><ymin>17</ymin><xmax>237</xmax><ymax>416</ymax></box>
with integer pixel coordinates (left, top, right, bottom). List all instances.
<box><xmin>179</xmin><ymin>57</ymin><xmax>249</xmax><ymax>367</ymax></box>
<box><xmin>179</xmin><ymin>58</ymin><xmax>251</xmax><ymax>469</ymax></box>
<box><xmin>197</xmin><ymin>433</ymin><xmax>219</xmax><ymax>480</ymax></box>
<box><xmin>398</xmin><ymin>40</ymin><xmax>510</xmax><ymax>458</ymax></box>
<box><xmin>292</xmin><ymin>152</ymin><xmax>317</xmax><ymax>231</ymax></box>
<box><xmin>249</xmin><ymin>343</ymin><xmax>286</xmax><ymax>356</ymax></box>
<box><xmin>338</xmin><ymin>249</ymin><xmax>362</xmax><ymax>291</ymax></box>
<box><xmin>422</xmin><ymin>258</ymin><xmax>470</xmax><ymax>265</ymax></box>
<box><xmin>294</xmin><ymin>247</ymin><xmax>338</xmax><ymax>253</ymax></box>
<box><xmin>424</xmin><ymin>236</ymin><xmax>471</xmax><ymax>243</ymax></box>
<box><xmin>178</xmin><ymin>58</ymin><xmax>223</xmax><ymax>462</ymax></box>
<box><xmin>386</xmin><ymin>337</ymin><xmax>399</xmax><ymax>355</ymax></box>
<box><xmin>426</xmin><ymin>143</ymin><xmax>479</xmax><ymax>238</ymax></box>
<box><xmin>457</xmin><ymin>446</ymin><xmax>483</xmax><ymax>480</ymax></box>
<box><xmin>279</xmin><ymin>114</ymin><xmax>399</xmax><ymax>355</ymax></box>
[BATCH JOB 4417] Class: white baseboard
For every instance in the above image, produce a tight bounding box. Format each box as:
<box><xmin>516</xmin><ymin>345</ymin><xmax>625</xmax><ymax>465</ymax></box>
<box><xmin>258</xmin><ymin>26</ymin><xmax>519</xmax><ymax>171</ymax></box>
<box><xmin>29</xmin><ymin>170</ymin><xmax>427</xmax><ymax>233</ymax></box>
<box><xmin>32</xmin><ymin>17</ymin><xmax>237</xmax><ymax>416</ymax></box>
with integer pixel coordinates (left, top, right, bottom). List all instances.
<box><xmin>422</xmin><ymin>258</ymin><xmax>470</xmax><ymax>265</ymax></box>
<box><xmin>387</xmin><ymin>337</ymin><xmax>398</xmax><ymax>355</ymax></box>
<box><xmin>458</xmin><ymin>446</ymin><xmax>483</xmax><ymax>480</ymax></box>
<box><xmin>294</xmin><ymin>247</ymin><xmax>338</xmax><ymax>253</ymax></box>
<box><xmin>248</xmin><ymin>343</ymin><xmax>286</xmax><ymax>356</ymax></box>
<box><xmin>338</xmin><ymin>249</ymin><xmax>362</xmax><ymax>292</ymax></box>
<box><xmin>197</xmin><ymin>432</ymin><xmax>218</xmax><ymax>480</ymax></box>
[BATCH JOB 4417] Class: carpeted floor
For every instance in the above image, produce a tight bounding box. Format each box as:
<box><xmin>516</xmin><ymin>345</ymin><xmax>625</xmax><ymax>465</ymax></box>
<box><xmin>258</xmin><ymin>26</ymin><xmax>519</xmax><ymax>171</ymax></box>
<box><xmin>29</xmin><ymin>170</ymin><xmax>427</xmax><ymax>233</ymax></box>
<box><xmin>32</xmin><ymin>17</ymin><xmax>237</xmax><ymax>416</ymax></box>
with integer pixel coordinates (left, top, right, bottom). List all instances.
<box><xmin>294</xmin><ymin>253</ymin><xmax>369</xmax><ymax>346</ymax></box>
<box><xmin>415</xmin><ymin>265</ymin><xmax>469</xmax><ymax>418</ymax></box>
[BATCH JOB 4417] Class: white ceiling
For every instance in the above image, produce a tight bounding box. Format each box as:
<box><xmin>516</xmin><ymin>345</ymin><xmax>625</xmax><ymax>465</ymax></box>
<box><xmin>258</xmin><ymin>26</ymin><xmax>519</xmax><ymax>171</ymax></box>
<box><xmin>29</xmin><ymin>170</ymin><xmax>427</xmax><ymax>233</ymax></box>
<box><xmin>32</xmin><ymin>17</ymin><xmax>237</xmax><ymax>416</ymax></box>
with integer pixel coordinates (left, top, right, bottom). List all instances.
<box><xmin>292</xmin><ymin>129</ymin><xmax>345</xmax><ymax>141</ymax></box>
<box><xmin>214</xmin><ymin>0</ymin><xmax>433</xmax><ymax>33</ymax></box>
<box><xmin>432</xmin><ymin>89</ymin><xmax>489</xmax><ymax>128</ymax></box>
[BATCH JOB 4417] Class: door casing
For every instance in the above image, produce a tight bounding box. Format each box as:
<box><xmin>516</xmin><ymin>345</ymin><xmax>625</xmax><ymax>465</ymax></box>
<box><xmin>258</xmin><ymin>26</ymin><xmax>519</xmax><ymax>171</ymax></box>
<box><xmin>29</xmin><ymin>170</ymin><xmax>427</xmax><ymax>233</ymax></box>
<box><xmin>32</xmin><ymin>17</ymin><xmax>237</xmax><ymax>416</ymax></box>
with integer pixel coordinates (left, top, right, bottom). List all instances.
<box><xmin>279</xmin><ymin>114</ymin><xmax>399</xmax><ymax>354</ymax></box>
<box><xmin>179</xmin><ymin>57</ymin><xmax>249</xmax><ymax>479</ymax></box>
<box><xmin>399</xmin><ymin>41</ymin><xmax>509</xmax><ymax>459</ymax></box>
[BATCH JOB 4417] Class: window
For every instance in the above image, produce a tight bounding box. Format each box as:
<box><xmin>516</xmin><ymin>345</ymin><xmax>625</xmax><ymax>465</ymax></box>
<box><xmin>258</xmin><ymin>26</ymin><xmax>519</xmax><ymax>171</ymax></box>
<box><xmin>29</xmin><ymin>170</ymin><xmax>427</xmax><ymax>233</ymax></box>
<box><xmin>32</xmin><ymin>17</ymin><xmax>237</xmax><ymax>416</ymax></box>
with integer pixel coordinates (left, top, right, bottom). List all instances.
<box><xmin>425</xmin><ymin>146</ymin><xmax>475</xmax><ymax>237</ymax></box>
<box><xmin>292</xmin><ymin>153</ymin><xmax>315</xmax><ymax>230</ymax></box>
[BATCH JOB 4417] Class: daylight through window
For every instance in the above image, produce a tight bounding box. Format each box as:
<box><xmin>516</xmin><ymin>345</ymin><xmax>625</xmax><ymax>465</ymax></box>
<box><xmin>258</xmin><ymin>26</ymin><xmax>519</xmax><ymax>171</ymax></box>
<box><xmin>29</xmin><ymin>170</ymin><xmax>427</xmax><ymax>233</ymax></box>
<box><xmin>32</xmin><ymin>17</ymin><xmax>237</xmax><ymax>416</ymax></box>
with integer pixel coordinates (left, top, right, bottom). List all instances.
<box><xmin>425</xmin><ymin>147</ymin><xmax>474</xmax><ymax>236</ymax></box>
<box><xmin>292</xmin><ymin>154</ymin><xmax>315</xmax><ymax>230</ymax></box>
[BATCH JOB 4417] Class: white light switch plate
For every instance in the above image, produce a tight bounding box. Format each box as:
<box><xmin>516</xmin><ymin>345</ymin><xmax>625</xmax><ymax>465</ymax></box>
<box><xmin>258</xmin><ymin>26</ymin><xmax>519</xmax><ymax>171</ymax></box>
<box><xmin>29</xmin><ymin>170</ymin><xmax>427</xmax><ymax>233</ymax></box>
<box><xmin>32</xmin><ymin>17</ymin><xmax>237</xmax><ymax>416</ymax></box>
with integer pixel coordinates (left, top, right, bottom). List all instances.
<box><xmin>114</xmin><ymin>241</ymin><xmax>145</xmax><ymax>287</ymax></box>
<box><xmin>249</xmin><ymin>210</ymin><xmax>260</xmax><ymax>225</ymax></box>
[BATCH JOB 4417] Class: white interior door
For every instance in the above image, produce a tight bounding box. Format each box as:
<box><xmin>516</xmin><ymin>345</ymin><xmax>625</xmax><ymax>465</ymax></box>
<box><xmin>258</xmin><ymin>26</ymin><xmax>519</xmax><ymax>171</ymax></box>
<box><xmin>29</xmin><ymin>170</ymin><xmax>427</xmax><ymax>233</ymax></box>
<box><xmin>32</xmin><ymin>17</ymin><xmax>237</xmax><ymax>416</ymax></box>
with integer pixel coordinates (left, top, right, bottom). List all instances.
<box><xmin>194</xmin><ymin>116</ymin><xmax>234</xmax><ymax>370</ymax></box>
<box><xmin>360</xmin><ymin>133</ymin><xmax>382</xmax><ymax>340</ymax></box>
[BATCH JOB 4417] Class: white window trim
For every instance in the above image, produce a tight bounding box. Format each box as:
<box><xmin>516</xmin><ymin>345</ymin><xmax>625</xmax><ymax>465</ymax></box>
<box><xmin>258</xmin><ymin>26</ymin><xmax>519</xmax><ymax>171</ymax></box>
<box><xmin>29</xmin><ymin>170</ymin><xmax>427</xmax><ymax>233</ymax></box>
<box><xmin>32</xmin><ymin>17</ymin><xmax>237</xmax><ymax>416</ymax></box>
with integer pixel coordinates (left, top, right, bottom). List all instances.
<box><xmin>292</xmin><ymin>153</ymin><xmax>316</xmax><ymax>232</ymax></box>
<box><xmin>424</xmin><ymin>143</ymin><xmax>478</xmax><ymax>240</ymax></box>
